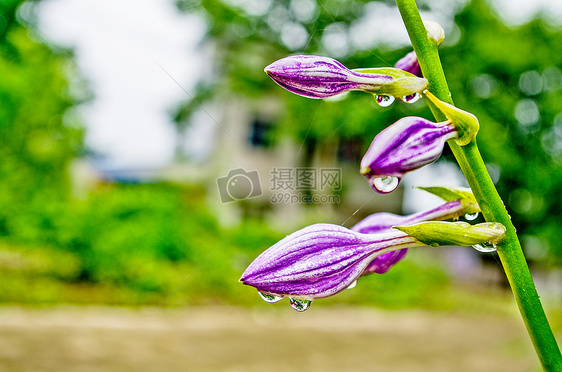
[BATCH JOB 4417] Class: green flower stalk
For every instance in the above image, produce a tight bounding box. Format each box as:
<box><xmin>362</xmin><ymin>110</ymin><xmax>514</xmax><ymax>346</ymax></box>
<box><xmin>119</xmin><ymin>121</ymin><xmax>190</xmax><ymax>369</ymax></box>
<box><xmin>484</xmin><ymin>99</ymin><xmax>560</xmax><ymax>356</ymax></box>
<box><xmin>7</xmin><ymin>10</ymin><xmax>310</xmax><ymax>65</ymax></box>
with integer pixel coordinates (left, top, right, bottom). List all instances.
<box><xmin>395</xmin><ymin>0</ymin><xmax>562</xmax><ymax>369</ymax></box>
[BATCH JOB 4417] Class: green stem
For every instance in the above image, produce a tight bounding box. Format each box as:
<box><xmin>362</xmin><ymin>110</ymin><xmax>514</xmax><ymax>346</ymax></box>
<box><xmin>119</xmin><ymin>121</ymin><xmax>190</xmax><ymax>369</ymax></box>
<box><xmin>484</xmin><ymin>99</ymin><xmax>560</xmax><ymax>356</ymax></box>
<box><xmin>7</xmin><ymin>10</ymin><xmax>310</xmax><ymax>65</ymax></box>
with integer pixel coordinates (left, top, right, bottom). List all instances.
<box><xmin>395</xmin><ymin>0</ymin><xmax>562</xmax><ymax>369</ymax></box>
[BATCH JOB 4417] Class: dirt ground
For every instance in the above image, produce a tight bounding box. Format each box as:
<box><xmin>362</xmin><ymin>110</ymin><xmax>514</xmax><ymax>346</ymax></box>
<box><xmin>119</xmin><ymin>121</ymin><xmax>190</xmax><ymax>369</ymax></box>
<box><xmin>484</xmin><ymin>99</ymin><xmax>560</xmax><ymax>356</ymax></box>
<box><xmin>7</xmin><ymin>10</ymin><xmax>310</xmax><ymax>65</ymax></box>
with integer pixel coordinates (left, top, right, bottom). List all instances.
<box><xmin>0</xmin><ymin>305</ymin><xmax>540</xmax><ymax>371</ymax></box>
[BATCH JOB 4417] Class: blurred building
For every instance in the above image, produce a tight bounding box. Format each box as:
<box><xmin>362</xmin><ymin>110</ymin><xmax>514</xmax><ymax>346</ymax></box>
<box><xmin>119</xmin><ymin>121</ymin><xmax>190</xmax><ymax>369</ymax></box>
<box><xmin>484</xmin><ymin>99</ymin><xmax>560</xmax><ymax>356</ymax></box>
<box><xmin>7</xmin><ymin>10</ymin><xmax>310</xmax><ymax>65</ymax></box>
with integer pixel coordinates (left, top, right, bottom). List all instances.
<box><xmin>185</xmin><ymin>91</ymin><xmax>405</xmax><ymax>231</ymax></box>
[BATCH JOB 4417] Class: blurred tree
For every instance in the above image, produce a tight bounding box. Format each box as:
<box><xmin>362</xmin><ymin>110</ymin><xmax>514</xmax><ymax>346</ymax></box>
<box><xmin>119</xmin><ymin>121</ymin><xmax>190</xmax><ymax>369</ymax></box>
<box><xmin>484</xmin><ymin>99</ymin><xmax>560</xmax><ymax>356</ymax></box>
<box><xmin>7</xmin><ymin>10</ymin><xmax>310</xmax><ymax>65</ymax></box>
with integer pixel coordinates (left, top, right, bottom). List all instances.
<box><xmin>445</xmin><ymin>0</ymin><xmax>562</xmax><ymax>266</ymax></box>
<box><xmin>0</xmin><ymin>0</ymin><xmax>84</xmax><ymax>240</ymax></box>
<box><xmin>173</xmin><ymin>0</ymin><xmax>421</xmax><ymax>154</ymax></box>
<box><xmin>175</xmin><ymin>0</ymin><xmax>562</xmax><ymax>265</ymax></box>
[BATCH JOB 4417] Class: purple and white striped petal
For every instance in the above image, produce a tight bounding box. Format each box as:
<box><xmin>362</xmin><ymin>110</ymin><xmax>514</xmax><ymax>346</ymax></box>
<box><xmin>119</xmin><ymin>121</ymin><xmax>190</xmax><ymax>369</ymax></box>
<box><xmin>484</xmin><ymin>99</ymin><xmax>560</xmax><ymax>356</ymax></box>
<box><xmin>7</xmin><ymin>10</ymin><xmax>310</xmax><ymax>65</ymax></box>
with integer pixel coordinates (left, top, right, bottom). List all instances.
<box><xmin>352</xmin><ymin>200</ymin><xmax>465</xmax><ymax>274</ymax></box>
<box><xmin>395</xmin><ymin>51</ymin><xmax>422</xmax><ymax>78</ymax></box>
<box><xmin>265</xmin><ymin>55</ymin><xmax>392</xmax><ymax>99</ymax></box>
<box><xmin>359</xmin><ymin>249</ymin><xmax>408</xmax><ymax>275</ymax></box>
<box><xmin>360</xmin><ymin>117</ymin><xmax>458</xmax><ymax>193</ymax></box>
<box><xmin>240</xmin><ymin>223</ymin><xmax>418</xmax><ymax>299</ymax></box>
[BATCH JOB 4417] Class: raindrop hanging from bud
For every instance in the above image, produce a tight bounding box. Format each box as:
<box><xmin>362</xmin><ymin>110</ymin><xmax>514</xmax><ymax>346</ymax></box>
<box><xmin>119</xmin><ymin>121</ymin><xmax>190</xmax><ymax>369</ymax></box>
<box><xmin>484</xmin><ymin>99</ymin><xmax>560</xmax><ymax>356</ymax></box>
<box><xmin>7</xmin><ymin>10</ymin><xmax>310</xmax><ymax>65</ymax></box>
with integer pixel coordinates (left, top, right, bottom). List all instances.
<box><xmin>258</xmin><ymin>292</ymin><xmax>283</xmax><ymax>303</ymax></box>
<box><xmin>371</xmin><ymin>176</ymin><xmax>400</xmax><ymax>194</ymax></box>
<box><xmin>465</xmin><ymin>212</ymin><xmax>479</xmax><ymax>221</ymax></box>
<box><xmin>402</xmin><ymin>92</ymin><xmax>420</xmax><ymax>103</ymax></box>
<box><xmin>347</xmin><ymin>280</ymin><xmax>357</xmax><ymax>289</ymax></box>
<box><xmin>375</xmin><ymin>95</ymin><xmax>395</xmax><ymax>107</ymax></box>
<box><xmin>289</xmin><ymin>298</ymin><xmax>313</xmax><ymax>312</ymax></box>
<box><xmin>473</xmin><ymin>242</ymin><xmax>497</xmax><ymax>253</ymax></box>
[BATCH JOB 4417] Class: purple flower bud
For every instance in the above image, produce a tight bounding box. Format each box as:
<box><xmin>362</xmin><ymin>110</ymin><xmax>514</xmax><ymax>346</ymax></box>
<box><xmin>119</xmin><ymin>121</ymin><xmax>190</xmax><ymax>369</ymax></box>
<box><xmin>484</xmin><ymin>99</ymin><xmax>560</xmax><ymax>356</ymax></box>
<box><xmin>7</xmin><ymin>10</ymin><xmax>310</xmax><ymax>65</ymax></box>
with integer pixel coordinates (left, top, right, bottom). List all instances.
<box><xmin>265</xmin><ymin>55</ymin><xmax>391</xmax><ymax>99</ymax></box>
<box><xmin>352</xmin><ymin>200</ymin><xmax>465</xmax><ymax>234</ymax></box>
<box><xmin>265</xmin><ymin>55</ymin><xmax>427</xmax><ymax>99</ymax></box>
<box><xmin>394</xmin><ymin>51</ymin><xmax>422</xmax><ymax>78</ymax></box>
<box><xmin>352</xmin><ymin>200</ymin><xmax>465</xmax><ymax>274</ymax></box>
<box><xmin>424</xmin><ymin>21</ymin><xmax>445</xmax><ymax>46</ymax></box>
<box><xmin>360</xmin><ymin>117</ymin><xmax>458</xmax><ymax>193</ymax></box>
<box><xmin>240</xmin><ymin>223</ymin><xmax>418</xmax><ymax>300</ymax></box>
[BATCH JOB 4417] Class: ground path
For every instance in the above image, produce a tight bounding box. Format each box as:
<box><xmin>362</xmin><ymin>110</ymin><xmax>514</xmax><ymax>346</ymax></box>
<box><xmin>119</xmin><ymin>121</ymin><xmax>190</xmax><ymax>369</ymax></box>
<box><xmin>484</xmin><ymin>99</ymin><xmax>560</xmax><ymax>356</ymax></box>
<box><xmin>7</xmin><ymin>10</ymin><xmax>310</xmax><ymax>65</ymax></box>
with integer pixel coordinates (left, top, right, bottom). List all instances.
<box><xmin>0</xmin><ymin>305</ymin><xmax>538</xmax><ymax>371</ymax></box>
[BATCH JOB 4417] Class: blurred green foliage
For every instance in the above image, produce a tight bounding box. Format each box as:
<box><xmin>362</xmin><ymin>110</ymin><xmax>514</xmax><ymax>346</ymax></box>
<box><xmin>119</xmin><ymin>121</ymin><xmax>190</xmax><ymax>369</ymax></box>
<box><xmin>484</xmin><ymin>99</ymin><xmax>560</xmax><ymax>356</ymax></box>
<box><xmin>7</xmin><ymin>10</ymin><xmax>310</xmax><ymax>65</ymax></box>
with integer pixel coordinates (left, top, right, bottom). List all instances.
<box><xmin>0</xmin><ymin>0</ymin><xmax>83</xmax><ymax>237</ymax></box>
<box><xmin>0</xmin><ymin>178</ymin><xmax>280</xmax><ymax>304</ymax></box>
<box><xmin>0</xmin><ymin>175</ymin><xmax>456</xmax><ymax>308</ymax></box>
<box><xmin>176</xmin><ymin>0</ymin><xmax>562</xmax><ymax>266</ymax></box>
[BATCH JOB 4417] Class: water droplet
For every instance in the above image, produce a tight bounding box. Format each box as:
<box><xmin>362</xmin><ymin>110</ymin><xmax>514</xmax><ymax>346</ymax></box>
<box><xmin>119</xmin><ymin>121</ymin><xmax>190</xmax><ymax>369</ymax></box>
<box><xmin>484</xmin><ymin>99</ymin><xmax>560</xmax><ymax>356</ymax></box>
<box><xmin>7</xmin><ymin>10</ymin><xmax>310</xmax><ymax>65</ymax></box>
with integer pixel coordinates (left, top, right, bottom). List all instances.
<box><xmin>375</xmin><ymin>95</ymin><xmax>395</xmax><ymax>107</ymax></box>
<box><xmin>371</xmin><ymin>176</ymin><xmax>400</xmax><ymax>193</ymax></box>
<box><xmin>289</xmin><ymin>298</ymin><xmax>313</xmax><ymax>312</ymax></box>
<box><xmin>347</xmin><ymin>280</ymin><xmax>357</xmax><ymax>290</ymax></box>
<box><xmin>402</xmin><ymin>92</ymin><xmax>420</xmax><ymax>103</ymax></box>
<box><xmin>465</xmin><ymin>212</ymin><xmax>479</xmax><ymax>221</ymax></box>
<box><xmin>473</xmin><ymin>242</ymin><xmax>497</xmax><ymax>253</ymax></box>
<box><xmin>258</xmin><ymin>292</ymin><xmax>283</xmax><ymax>303</ymax></box>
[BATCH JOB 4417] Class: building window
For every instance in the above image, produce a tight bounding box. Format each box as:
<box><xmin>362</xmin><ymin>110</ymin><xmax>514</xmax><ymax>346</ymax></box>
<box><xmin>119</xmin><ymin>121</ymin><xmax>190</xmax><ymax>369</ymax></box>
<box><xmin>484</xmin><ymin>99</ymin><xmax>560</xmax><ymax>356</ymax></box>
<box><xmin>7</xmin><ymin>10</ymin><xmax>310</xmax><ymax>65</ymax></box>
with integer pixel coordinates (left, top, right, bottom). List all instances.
<box><xmin>249</xmin><ymin>118</ymin><xmax>274</xmax><ymax>148</ymax></box>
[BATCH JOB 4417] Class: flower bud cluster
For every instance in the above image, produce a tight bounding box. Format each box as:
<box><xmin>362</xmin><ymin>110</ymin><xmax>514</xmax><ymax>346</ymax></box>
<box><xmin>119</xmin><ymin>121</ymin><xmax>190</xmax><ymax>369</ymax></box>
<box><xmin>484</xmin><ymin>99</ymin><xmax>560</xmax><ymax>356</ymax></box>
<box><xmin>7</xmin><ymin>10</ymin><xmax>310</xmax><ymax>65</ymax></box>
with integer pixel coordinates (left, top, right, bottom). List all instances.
<box><xmin>241</xmin><ymin>21</ymin><xmax>501</xmax><ymax>311</ymax></box>
<box><xmin>240</xmin><ymin>187</ymin><xmax>502</xmax><ymax>310</ymax></box>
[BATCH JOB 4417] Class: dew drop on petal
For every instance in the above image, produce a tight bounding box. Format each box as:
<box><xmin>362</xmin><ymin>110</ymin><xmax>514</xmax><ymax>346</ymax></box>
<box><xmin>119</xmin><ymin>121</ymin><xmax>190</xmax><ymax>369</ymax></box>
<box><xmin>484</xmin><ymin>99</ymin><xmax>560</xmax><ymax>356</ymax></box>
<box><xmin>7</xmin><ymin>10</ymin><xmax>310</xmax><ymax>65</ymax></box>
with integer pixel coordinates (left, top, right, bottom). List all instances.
<box><xmin>347</xmin><ymin>280</ymin><xmax>357</xmax><ymax>290</ymax></box>
<box><xmin>375</xmin><ymin>95</ymin><xmax>395</xmax><ymax>107</ymax></box>
<box><xmin>465</xmin><ymin>212</ymin><xmax>479</xmax><ymax>221</ymax></box>
<box><xmin>258</xmin><ymin>292</ymin><xmax>283</xmax><ymax>303</ymax></box>
<box><xmin>289</xmin><ymin>298</ymin><xmax>313</xmax><ymax>312</ymax></box>
<box><xmin>402</xmin><ymin>92</ymin><xmax>420</xmax><ymax>103</ymax></box>
<box><xmin>473</xmin><ymin>242</ymin><xmax>497</xmax><ymax>253</ymax></box>
<box><xmin>371</xmin><ymin>176</ymin><xmax>400</xmax><ymax>193</ymax></box>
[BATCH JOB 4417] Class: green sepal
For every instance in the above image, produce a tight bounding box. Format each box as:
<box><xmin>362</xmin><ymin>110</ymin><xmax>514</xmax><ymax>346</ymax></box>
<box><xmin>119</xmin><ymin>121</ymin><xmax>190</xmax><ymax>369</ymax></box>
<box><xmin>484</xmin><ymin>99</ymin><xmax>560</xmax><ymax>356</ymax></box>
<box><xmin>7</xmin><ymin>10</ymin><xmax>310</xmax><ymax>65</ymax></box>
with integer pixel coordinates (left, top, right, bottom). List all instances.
<box><xmin>352</xmin><ymin>67</ymin><xmax>428</xmax><ymax>97</ymax></box>
<box><xmin>423</xmin><ymin>90</ymin><xmax>479</xmax><ymax>146</ymax></box>
<box><xmin>417</xmin><ymin>186</ymin><xmax>480</xmax><ymax>214</ymax></box>
<box><xmin>394</xmin><ymin>221</ymin><xmax>506</xmax><ymax>247</ymax></box>
<box><xmin>352</xmin><ymin>67</ymin><xmax>418</xmax><ymax>79</ymax></box>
